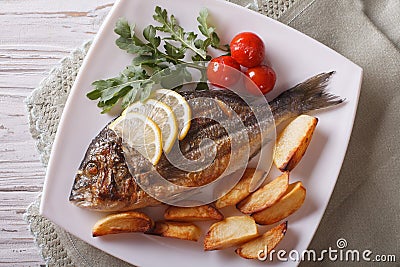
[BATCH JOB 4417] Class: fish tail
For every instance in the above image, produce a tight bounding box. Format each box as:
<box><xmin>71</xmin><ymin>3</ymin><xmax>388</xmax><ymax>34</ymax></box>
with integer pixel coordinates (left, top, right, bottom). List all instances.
<box><xmin>271</xmin><ymin>72</ymin><xmax>345</xmax><ymax>121</ymax></box>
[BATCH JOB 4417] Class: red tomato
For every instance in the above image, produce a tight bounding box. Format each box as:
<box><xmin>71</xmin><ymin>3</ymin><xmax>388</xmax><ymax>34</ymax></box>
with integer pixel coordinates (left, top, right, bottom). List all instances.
<box><xmin>230</xmin><ymin>32</ymin><xmax>265</xmax><ymax>68</ymax></box>
<box><xmin>245</xmin><ymin>65</ymin><xmax>276</xmax><ymax>95</ymax></box>
<box><xmin>207</xmin><ymin>56</ymin><xmax>241</xmax><ymax>88</ymax></box>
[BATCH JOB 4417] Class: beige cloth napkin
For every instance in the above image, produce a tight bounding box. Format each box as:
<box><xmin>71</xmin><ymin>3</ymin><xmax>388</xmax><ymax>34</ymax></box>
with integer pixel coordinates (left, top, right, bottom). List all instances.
<box><xmin>25</xmin><ymin>0</ymin><xmax>399</xmax><ymax>266</ymax></box>
<box><xmin>279</xmin><ymin>0</ymin><xmax>400</xmax><ymax>266</ymax></box>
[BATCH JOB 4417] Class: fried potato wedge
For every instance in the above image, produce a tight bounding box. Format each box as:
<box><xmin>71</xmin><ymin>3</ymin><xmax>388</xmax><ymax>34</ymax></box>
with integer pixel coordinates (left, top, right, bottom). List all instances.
<box><xmin>164</xmin><ymin>204</ymin><xmax>223</xmax><ymax>221</ymax></box>
<box><xmin>274</xmin><ymin>115</ymin><xmax>318</xmax><ymax>171</ymax></box>
<box><xmin>252</xmin><ymin>182</ymin><xmax>306</xmax><ymax>225</ymax></box>
<box><xmin>92</xmin><ymin>211</ymin><xmax>154</xmax><ymax>237</ymax></box>
<box><xmin>235</xmin><ymin>221</ymin><xmax>287</xmax><ymax>259</ymax></box>
<box><xmin>150</xmin><ymin>221</ymin><xmax>201</xmax><ymax>242</ymax></box>
<box><xmin>204</xmin><ymin>216</ymin><xmax>258</xmax><ymax>251</ymax></box>
<box><xmin>237</xmin><ymin>172</ymin><xmax>289</xmax><ymax>214</ymax></box>
<box><xmin>215</xmin><ymin>168</ymin><xmax>265</xmax><ymax>209</ymax></box>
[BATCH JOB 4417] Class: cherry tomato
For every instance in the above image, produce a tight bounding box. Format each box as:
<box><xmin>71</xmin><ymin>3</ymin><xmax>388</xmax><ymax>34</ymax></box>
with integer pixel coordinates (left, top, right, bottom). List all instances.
<box><xmin>207</xmin><ymin>56</ymin><xmax>241</xmax><ymax>88</ymax></box>
<box><xmin>245</xmin><ymin>65</ymin><xmax>276</xmax><ymax>95</ymax></box>
<box><xmin>230</xmin><ymin>32</ymin><xmax>265</xmax><ymax>68</ymax></box>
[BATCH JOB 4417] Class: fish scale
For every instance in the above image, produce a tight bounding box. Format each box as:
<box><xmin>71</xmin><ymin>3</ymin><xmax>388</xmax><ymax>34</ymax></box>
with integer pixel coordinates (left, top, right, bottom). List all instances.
<box><xmin>69</xmin><ymin>72</ymin><xmax>343</xmax><ymax>212</ymax></box>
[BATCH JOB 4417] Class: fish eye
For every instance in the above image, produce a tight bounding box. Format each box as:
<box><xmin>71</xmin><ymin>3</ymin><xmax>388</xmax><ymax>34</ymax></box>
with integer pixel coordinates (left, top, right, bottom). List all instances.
<box><xmin>86</xmin><ymin>162</ymin><xmax>98</xmax><ymax>176</ymax></box>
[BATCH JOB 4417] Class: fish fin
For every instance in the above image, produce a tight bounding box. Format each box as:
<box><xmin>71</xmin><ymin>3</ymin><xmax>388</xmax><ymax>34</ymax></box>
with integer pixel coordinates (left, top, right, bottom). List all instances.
<box><xmin>294</xmin><ymin>71</ymin><xmax>345</xmax><ymax>111</ymax></box>
<box><xmin>271</xmin><ymin>72</ymin><xmax>345</xmax><ymax>117</ymax></box>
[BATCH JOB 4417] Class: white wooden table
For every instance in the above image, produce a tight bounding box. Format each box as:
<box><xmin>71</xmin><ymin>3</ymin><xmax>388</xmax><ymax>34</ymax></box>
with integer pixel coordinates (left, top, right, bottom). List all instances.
<box><xmin>0</xmin><ymin>1</ymin><xmax>114</xmax><ymax>265</ymax></box>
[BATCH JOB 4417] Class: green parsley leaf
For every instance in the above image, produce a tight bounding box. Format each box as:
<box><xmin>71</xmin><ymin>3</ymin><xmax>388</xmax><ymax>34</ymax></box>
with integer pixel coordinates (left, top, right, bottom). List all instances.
<box><xmin>197</xmin><ymin>8</ymin><xmax>227</xmax><ymax>51</ymax></box>
<box><xmin>153</xmin><ymin>6</ymin><xmax>207</xmax><ymax>59</ymax></box>
<box><xmin>88</xmin><ymin>6</ymin><xmax>228</xmax><ymax>113</ymax></box>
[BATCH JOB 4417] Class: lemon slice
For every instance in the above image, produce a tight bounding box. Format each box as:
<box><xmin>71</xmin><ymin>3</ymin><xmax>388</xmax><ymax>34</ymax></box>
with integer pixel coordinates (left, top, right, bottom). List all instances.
<box><xmin>151</xmin><ymin>89</ymin><xmax>191</xmax><ymax>140</ymax></box>
<box><xmin>122</xmin><ymin>99</ymin><xmax>178</xmax><ymax>153</ymax></box>
<box><xmin>109</xmin><ymin>112</ymin><xmax>162</xmax><ymax>165</ymax></box>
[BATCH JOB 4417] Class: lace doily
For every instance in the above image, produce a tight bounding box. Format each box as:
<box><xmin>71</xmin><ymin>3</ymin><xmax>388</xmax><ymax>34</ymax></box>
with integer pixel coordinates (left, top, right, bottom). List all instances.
<box><xmin>25</xmin><ymin>197</ymin><xmax>74</xmax><ymax>266</ymax></box>
<box><xmin>25</xmin><ymin>42</ymin><xmax>91</xmax><ymax>166</ymax></box>
<box><xmin>24</xmin><ymin>1</ymin><xmax>296</xmax><ymax>266</ymax></box>
<box><xmin>260</xmin><ymin>0</ymin><xmax>296</xmax><ymax>19</ymax></box>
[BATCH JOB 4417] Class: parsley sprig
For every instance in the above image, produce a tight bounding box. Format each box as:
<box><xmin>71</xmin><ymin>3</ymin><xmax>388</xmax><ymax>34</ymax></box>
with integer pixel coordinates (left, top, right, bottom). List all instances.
<box><xmin>87</xmin><ymin>6</ymin><xmax>228</xmax><ymax>113</ymax></box>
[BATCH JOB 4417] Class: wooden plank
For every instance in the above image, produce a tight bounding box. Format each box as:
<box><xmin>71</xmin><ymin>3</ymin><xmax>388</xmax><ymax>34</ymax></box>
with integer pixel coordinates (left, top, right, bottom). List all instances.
<box><xmin>0</xmin><ymin>0</ymin><xmax>114</xmax><ymax>12</ymax></box>
<box><xmin>0</xmin><ymin>1</ymin><xmax>113</xmax><ymax>47</ymax></box>
<box><xmin>0</xmin><ymin>246</ymin><xmax>44</xmax><ymax>266</ymax></box>
<box><xmin>0</xmin><ymin>192</ymin><xmax>44</xmax><ymax>266</ymax></box>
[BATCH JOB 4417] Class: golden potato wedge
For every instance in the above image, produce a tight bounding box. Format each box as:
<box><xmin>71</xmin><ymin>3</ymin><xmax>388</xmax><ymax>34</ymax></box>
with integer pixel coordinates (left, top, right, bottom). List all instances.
<box><xmin>252</xmin><ymin>182</ymin><xmax>306</xmax><ymax>225</ymax></box>
<box><xmin>150</xmin><ymin>221</ymin><xmax>201</xmax><ymax>242</ymax></box>
<box><xmin>92</xmin><ymin>211</ymin><xmax>154</xmax><ymax>237</ymax></box>
<box><xmin>204</xmin><ymin>216</ymin><xmax>258</xmax><ymax>251</ymax></box>
<box><xmin>235</xmin><ymin>221</ymin><xmax>287</xmax><ymax>259</ymax></box>
<box><xmin>274</xmin><ymin>115</ymin><xmax>318</xmax><ymax>171</ymax></box>
<box><xmin>237</xmin><ymin>172</ymin><xmax>289</xmax><ymax>214</ymax></box>
<box><xmin>164</xmin><ymin>204</ymin><xmax>223</xmax><ymax>221</ymax></box>
<box><xmin>215</xmin><ymin>168</ymin><xmax>265</xmax><ymax>209</ymax></box>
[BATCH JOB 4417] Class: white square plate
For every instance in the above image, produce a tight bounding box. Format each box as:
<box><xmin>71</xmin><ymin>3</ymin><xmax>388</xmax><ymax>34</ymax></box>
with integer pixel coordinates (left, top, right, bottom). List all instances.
<box><xmin>40</xmin><ymin>0</ymin><xmax>362</xmax><ymax>266</ymax></box>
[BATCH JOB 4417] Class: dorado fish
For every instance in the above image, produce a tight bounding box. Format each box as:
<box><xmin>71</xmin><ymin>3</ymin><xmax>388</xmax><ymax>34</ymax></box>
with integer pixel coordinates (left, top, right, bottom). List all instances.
<box><xmin>69</xmin><ymin>72</ymin><xmax>343</xmax><ymax>212</ymax></box>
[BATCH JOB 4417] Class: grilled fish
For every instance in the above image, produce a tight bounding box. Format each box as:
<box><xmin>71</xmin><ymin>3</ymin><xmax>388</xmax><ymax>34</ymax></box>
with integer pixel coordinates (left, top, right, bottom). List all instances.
<box><xmin>69</xmin><ymin>72</ymin><xmax>343</xmax><ymax>211</ymax></box>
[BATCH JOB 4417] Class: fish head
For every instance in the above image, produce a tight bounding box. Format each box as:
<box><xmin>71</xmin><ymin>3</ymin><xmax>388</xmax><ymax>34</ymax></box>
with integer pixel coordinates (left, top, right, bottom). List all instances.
<box><xmin>80</xmin><ymin>139</ymin><xmax>130</xmax><ymax>186</ymax></box>
<box><xmin>69</xmin><ymin>127</ymin><xmax>134</xmax><ymax>209</ymax></box>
